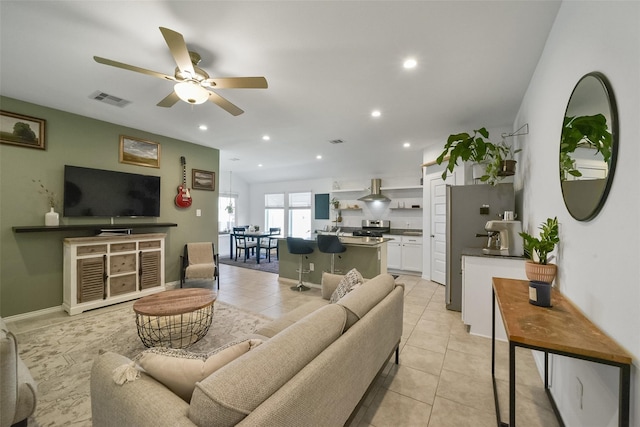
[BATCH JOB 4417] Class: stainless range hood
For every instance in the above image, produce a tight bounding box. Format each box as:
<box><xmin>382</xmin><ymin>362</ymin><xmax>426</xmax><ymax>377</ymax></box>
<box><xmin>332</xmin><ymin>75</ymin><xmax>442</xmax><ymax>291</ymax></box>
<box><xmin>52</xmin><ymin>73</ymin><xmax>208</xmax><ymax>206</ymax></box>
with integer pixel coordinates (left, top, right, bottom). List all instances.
<box><xmin>358</xmin><ymin>179</ymin><xmax>390</xmax><ymax>202</ymax></box>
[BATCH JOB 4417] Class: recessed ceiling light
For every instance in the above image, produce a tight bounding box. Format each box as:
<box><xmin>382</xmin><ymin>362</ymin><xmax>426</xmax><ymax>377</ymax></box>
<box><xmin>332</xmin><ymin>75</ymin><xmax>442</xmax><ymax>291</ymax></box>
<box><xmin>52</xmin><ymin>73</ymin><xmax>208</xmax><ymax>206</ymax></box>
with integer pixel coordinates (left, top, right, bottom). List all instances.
<box><xmin>262</xmin><ymin>135</ymin><xmax>270</xmax><ymax>141</ymax></box>
<box><xmin>403</xmin><ymin>58</ymin><xmax>417</xmax><ymax>69</ymax></box>
<box><xmin>199</xmin><ymin>124</ymin><xmax>208</xmax><ymax>131</ymax></box>
<box><xmin>258</xmin><ymin>164</ymin><xmax>263</xmax><ymax>167</ymax></box>
<box><xmin>316</xmin><ymin>155</ymin><xmax>322</xmax><ymax>160</ymax></box>
<box><xmin>371</xmin><ymin>110</ymin><xmax>381</xmax><ymax>118</ymax></box>
<box><xmin>403</xmin><ymin>142</ymin><xmax>411</xmax><ymax>148</ymax></box>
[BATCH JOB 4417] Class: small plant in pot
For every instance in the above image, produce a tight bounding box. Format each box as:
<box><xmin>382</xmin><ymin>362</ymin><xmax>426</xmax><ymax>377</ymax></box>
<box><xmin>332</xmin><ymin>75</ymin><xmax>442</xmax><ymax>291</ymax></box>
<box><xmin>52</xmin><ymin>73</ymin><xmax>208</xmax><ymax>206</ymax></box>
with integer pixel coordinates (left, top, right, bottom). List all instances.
<box><xmin>520</xmin><ymin>217</ymin><xmax>559</xmax><ymax>307</ymax></box>
<box><xmin>484</xmin><ymin>140</ymin><xmax>521</xmax><ymax>185</ymax></box>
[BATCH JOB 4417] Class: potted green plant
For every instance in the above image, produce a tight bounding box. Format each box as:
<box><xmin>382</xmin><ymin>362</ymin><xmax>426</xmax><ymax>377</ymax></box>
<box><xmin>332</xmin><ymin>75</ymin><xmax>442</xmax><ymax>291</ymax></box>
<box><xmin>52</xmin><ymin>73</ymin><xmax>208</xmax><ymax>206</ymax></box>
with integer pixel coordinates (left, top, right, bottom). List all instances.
<box><xmin>519</xmin><ymin>217</ymin><xmax>559</xmax><ymax>283</ymax></box>
<box><xmin>482</xmin><ymin>140</ymin><xmax>521</xmax><ymax>185</ymax></box>
<box><xmin>436</xmin><ymin>127</ymin><xmax>497</xmax><ymax>181</ymax></box>
<box><xmin>560</xmin><ymin>113</ymin><xmax>612</xmax><ymax>179</ymax></box>
<box><xmin>437</xmin><ymin>127</ymin><xmax>520</xmax><ymax>185</ymax></box>
<box><xmin>330</xmin><ymin>197</ymin><xmax>340</xmax><ymax>209</ymax></box>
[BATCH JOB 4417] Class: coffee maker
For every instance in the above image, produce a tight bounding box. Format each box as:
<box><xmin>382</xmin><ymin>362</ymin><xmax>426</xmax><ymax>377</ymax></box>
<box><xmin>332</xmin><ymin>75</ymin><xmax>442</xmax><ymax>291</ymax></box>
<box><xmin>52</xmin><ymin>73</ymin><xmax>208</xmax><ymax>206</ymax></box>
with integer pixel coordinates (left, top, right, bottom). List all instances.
<box><xmin>482</xmin><ymin>220</ymin><xmax>524</xmax><ymax>256</ymax></box>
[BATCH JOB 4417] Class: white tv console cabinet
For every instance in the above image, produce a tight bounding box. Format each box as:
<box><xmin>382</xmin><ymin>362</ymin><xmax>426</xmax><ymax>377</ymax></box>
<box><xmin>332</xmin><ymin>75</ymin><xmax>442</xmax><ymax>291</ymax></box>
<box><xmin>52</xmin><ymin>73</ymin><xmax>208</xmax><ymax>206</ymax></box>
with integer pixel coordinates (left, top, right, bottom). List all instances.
<box><xmin>63</xmin><ymin>233</ymin><xmax>166</xmax><ymax>315</ymax></box>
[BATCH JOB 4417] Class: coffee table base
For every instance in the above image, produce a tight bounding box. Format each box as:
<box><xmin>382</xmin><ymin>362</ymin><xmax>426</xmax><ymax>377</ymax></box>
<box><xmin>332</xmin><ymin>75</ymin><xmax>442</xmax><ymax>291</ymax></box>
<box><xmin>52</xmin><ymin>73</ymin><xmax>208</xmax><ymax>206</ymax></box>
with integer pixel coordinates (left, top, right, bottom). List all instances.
<box><xmin>135</xmin><ymin>304</ymin><xmax>213</xmax><ymax>348</ymax></box>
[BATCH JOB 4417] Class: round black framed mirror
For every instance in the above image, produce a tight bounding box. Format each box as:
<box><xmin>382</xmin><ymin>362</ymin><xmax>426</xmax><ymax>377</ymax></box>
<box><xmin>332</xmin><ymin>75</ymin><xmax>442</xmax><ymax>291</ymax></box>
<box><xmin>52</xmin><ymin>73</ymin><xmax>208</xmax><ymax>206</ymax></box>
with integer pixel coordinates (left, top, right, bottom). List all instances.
<box><xmin>559</xmin><ymin>72</ymin><xmax>618</xmax><ymax>221</ymax></box>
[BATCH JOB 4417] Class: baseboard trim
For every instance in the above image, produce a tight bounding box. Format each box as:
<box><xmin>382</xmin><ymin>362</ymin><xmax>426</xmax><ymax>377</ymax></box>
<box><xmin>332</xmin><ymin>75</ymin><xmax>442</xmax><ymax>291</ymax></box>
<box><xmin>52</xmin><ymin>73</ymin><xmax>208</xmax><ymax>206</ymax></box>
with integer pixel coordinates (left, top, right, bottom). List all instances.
<box><xmin>4</xmin><ymin>283</ymin><xmax>180</xmax><ymax>321</ymax></box>
<box><xmin>3</xmin><ymin>305</ymin><xmax>64</xmax><ymax>323</ymax></box>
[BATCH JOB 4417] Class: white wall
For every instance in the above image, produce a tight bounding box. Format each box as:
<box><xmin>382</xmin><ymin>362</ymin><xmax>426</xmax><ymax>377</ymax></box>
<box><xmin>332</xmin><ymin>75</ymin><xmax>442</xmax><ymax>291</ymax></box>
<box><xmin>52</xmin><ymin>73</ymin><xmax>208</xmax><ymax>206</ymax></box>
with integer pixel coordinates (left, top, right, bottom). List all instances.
<box><xmin>515</xmin><ymin>2</ymin><xmax>639</xmax><ymax>425</ymax></box>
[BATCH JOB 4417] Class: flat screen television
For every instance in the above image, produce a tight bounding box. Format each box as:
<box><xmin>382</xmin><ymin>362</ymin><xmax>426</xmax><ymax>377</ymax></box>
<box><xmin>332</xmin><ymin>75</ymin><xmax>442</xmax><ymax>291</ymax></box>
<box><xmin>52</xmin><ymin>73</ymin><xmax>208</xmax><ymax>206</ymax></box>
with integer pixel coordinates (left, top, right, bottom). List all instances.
<box><xmin>64</xmin><ymin>165</ymin><xmax>161</xmax><ymax>217</ymax></box>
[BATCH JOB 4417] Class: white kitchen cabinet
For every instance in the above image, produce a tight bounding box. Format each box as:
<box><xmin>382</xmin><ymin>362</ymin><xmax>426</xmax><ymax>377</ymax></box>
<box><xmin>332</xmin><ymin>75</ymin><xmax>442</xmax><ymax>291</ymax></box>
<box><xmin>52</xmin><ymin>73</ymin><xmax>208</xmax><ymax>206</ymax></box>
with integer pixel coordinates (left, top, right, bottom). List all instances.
<box><xmin>384</xmin><ymin>235</ymin><xmax>423</xmax><ymax>272</ymax></box>
<box><xmin>386</xmin><ymin>238</ymin><xmax>402</xmax><ymax>269</ymax></box>
<box><xmin>63</xmin><ymin>233</ymin><xmax>166</xmax><ymax>315</ymax></box>
<box><xmin>461</xmin><ymin>254</ymin><xmax>527</xmax><ymax>341</ymax></box>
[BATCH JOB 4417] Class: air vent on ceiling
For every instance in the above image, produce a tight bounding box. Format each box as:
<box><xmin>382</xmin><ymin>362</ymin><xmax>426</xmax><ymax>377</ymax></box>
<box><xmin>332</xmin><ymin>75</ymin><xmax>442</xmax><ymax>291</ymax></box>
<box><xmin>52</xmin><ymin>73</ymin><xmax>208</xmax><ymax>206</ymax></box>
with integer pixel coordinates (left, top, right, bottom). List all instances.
<box><xmin>89</xmin><ymin>91</ymin><xmax>131</xmax><ymax>107</ymax></box>
<box><xmin>229</xmin><ymin>158</ymin><xmax>240</xmax><ymax>162</ymax></box>
<box><xmin>329</xmin><ymin>139</ymin><xmax>345</xmax><ymax>144</ymax></box>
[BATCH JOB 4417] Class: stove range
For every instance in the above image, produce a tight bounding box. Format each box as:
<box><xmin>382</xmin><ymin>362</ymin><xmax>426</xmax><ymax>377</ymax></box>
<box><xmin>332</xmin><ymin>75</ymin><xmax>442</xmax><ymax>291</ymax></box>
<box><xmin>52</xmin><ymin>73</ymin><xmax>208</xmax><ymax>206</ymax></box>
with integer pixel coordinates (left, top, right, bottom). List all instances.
<box><xmin>352</xmin><ymin>220</ymin><xmax>390</xmax><ymax>237</ymax></box>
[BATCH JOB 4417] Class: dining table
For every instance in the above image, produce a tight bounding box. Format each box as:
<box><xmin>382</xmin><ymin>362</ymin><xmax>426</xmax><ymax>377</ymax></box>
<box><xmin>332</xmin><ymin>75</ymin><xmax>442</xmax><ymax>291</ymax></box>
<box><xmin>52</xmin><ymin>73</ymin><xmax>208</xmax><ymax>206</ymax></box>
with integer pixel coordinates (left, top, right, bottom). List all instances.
<box><xmin>229</xmin><ymin>230</ymin><xmax>276</xmax><ymax>264</ymax></box>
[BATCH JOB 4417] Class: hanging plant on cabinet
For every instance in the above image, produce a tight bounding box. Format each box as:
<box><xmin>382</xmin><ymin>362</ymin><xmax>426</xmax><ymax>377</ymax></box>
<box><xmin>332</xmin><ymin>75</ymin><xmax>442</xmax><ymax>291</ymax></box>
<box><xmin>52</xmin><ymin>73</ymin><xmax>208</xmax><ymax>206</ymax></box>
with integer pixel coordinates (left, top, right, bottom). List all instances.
<box><xmin>436</xmin><ymin>127</ymin><xmax>519</xmax><ymax>185</ymax></box>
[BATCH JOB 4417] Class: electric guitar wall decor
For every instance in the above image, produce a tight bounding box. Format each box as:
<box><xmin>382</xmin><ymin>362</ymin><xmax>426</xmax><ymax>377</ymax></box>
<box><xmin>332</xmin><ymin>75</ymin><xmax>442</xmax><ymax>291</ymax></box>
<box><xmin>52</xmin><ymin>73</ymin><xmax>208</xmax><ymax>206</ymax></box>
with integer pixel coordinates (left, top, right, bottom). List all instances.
<box><xmin>175</xmin><ymin>156</ymin><xmax>192</xmax><ymax>208</ymax></box>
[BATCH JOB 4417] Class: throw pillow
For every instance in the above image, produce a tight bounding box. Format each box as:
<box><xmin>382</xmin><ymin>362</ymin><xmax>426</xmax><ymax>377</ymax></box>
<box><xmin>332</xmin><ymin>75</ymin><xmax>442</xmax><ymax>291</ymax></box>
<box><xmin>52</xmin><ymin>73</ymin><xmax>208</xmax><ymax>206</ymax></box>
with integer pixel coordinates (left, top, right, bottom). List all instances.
<box><xmin>329</xmin><ymin>268</ymin><xmax>364</xmax><ymax>303</ymax></box>
<box><xmin>134</xmin><ymin>338</ymin><xmax>263</xmax><ymax>402</ymax></box>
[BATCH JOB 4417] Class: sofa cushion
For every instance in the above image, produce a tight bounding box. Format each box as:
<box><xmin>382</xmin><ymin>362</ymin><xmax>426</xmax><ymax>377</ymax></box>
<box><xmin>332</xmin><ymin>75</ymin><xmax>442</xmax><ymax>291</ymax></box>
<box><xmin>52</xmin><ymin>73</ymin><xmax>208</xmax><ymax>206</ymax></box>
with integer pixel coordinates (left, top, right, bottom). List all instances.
<box><xmin>254</xmin><ymin>299</ymin><xmax>328</xmax><ymax>338</ymax></box>
<box><xmin>136</xmin><ymin>338</ymin><xmax>263</xmax><ymax>402</ymax></box>
<box><xmin>329</xmin><ymin>268</ymin><xmax>364</xmax><ymax>303</ymax></box>
<box><xmin>188</xmin><ymin>303</ymin><xmax>347</xmax><ymax>426</ymax></box>
<box><xmin>321</xmin><ymin>272</ymin><xmax>343</xmax><ymax>300</ymax></box>
<box><xmin>337</xmin><ymin>273</ymin><xmax>396</xmax><ymax>330</ymax></box>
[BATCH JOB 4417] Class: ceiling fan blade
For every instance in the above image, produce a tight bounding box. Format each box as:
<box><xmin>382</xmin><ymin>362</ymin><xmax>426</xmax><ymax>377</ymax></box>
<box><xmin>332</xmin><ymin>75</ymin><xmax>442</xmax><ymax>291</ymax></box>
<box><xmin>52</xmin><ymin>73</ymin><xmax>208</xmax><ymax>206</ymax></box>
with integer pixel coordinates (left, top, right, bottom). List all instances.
<box><xmin>94</xmin><ymin>56</ymin><xmax>175</xmax><ymax>81</ymax></box>
<box><xmin>159</xmin><ymin>27</ymin><xmax>196</xmax><ymax>77</ymax></box>
<box><xmin>208</xmin><ymin>91</ymin><xmax>244</xmax><ymax>116</ymax></box>
<box><xmin>205</xmin><ymin>77</ymin><xmax>268</xmax><ymax>89</ymax></box>
<box><xmin>157</xmin><ymin>91</ymin><xmax>180</xmax><ymax>108</ymax></box>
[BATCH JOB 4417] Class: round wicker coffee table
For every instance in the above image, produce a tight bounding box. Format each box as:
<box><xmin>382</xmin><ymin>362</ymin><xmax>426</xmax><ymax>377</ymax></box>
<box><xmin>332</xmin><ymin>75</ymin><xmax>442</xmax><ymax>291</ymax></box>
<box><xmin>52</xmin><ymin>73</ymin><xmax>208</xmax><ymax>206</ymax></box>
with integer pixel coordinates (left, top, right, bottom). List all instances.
<box><xmin>133</xmin><ymin>288</ymin><xmax>216</xmax><ymax>348</ymax></box>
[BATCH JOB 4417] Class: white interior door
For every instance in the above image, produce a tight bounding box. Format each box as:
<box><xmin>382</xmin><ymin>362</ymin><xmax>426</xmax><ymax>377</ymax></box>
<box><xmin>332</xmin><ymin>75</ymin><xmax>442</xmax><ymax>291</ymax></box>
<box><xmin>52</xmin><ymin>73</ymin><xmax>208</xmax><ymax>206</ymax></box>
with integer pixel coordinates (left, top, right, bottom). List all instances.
<box><xmin>430</xmin><ymin>172</ymin><xmax>454</xmax><ymax>284</ymax></box>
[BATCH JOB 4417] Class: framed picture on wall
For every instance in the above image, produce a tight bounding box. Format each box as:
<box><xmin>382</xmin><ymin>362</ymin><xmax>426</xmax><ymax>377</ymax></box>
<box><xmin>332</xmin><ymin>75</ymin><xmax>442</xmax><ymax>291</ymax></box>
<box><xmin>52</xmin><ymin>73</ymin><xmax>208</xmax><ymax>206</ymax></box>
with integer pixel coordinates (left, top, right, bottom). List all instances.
<box><xmin>119</xmin><ymin>135</ymin><xmax>161</xmax><ymax>168</ymax></box>
<box><xmin>0</xmin><ymin>110</ymin><xmax>46</xmax><ymax>150</ymax></box>
<box><xmin>192</xmin><ymin>169</ymin><xmax>215</xmax><ymax>191</ymax></box>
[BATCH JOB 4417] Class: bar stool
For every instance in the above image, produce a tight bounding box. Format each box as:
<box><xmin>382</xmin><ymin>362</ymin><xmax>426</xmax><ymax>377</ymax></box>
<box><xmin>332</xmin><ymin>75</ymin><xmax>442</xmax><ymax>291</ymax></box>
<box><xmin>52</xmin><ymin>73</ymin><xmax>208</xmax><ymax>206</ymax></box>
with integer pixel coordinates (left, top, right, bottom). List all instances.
<box><xmin>317</xmin><ymin>234</ymin><xmax>346</xmax><ymax>274</ymax></box>
<box><xmin>286</xmin><ymin>237</ymin><xmax>314</xmax><ymax>291</ymax></box>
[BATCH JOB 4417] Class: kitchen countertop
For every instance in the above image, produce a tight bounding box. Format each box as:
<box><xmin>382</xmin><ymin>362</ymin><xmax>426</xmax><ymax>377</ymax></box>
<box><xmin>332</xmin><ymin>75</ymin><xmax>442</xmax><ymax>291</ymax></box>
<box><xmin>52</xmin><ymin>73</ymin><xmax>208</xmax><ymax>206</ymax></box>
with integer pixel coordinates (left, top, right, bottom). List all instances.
<box><xmin>304</xmin><ymin>235</ymin><xmax>391</xmax><ymax>247</ymax></box>
<box><xmin>315</xmin><ymin>228</ymin><xmax>423</xmax><ymax>236</ymax></box>
<box><xmin>338</xmin><ymin>236</ymin><xmax>392</xmax><ymax>246</ymax></box>
<box><xmin>462</xmin><ymin>247</ymin><xmax>527</xmax><ymax>259</ymax></box>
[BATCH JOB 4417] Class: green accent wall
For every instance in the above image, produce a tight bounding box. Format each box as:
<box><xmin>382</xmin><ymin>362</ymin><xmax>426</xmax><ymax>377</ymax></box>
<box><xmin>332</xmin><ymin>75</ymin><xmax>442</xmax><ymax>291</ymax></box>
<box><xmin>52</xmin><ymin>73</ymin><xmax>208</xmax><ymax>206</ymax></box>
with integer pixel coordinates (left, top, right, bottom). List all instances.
<box><xmin>0</xmin><ymin>96</ymin><xmax>219</xmax><ymax>317</ymax></box>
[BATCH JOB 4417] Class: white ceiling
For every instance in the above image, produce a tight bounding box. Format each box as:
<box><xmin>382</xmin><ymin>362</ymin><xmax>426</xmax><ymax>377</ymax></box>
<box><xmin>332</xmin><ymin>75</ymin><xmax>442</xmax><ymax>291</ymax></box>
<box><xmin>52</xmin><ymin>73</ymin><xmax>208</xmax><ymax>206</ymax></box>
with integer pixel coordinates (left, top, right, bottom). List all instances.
<box><xmin>0</xmin><ymin>1</ymin><xmax>560</xmax><ymax>184</ymax></box>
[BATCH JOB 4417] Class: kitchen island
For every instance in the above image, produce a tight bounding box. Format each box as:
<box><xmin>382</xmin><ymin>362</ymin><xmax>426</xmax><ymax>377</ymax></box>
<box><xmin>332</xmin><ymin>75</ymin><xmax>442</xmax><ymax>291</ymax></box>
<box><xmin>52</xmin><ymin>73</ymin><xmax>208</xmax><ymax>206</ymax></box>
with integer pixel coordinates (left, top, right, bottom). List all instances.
<box><xmin>278</xmin><ymin>236</ymin><xmax>389</xmax><ymax>285</ymax></box>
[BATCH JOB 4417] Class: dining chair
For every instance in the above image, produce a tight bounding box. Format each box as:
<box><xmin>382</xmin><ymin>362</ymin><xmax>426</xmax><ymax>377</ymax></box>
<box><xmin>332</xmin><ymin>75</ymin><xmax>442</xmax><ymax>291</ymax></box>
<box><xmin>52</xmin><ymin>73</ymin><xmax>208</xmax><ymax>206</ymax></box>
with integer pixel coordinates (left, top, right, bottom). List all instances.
<box><xmin>233</xmin><ymin>228</ymin><xmax>257</xmax><ymax>262</ymax></box>
<box><xmin>259</xmin><ymin>227</ymin><xmax>281</xmax><ymax>262</ymax></box>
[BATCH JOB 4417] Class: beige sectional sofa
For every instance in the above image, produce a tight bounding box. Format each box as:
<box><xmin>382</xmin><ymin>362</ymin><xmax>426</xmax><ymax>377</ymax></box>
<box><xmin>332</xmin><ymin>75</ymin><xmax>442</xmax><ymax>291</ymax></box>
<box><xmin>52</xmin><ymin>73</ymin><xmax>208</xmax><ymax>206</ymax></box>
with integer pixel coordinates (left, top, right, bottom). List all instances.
<box><xmin>1</xmin><ymin>317</ymin><xmax>37</xmax><ymax>427</ymax></box>
<box><xmin>91</xmin><ymin>273</ymin><xmax>403</xmax><ymax>426</ymax></box>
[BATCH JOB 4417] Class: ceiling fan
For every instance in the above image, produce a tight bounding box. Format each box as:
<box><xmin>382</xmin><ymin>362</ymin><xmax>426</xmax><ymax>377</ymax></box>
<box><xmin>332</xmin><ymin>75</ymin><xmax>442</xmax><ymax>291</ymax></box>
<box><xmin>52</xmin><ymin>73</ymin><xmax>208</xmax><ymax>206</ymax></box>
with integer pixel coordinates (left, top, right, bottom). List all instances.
<box><xmin>93</xmin><ymin>27</ymin><xmax>268</xmax><ymax>116</ymax></box>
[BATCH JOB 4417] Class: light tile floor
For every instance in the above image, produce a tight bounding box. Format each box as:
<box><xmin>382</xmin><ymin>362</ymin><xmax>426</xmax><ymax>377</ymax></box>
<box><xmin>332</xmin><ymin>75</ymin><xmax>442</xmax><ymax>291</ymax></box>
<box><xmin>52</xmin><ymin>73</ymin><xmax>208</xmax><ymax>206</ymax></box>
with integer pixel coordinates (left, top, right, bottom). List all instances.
<box><xmin>7</xmin><ymin>266</ymin><xmax>560</xmax><ymax>427</ymax></box>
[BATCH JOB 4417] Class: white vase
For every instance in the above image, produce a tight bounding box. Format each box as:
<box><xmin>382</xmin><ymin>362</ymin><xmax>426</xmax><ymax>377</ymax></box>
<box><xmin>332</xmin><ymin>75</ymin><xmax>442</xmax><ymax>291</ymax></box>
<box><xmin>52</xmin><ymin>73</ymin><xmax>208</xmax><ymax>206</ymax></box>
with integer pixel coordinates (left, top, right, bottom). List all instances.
<box><xmin>45</xmin><ymin>207</ymin><xmax>59</xmax><ymax>226</ymax></box>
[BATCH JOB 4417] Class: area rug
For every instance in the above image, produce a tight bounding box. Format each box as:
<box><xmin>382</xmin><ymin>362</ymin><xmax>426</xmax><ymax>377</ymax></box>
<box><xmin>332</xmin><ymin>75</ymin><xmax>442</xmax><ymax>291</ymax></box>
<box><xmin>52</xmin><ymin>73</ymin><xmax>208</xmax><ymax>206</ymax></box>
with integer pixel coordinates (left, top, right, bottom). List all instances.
<box><xmin>15</xmin><ymin>301</ymin><xmax>272</xmax><ymax>427</ymax></box>
<box><xmin>219</xmin><ymin>256</ymin><xmax>279</xmax><ymax>274</ymax></box>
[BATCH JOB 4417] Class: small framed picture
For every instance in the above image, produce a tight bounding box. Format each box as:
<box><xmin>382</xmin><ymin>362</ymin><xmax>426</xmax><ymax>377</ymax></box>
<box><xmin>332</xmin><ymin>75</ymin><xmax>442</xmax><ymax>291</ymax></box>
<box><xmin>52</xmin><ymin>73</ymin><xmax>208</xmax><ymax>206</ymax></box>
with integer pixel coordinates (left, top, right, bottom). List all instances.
<box><xmin>192</xmin><ymin>169</ymin><xmax>215</xmax><ymax>191</ymax></box>
<box><xmin>119</xmin><ymin>135</ymin><xmax>160</xmax><ymax>168</ymax></box>
<box><xmin>0</xmin><ymin>110</ymin><xmax>46</xmax><ymax>150</ymax></box>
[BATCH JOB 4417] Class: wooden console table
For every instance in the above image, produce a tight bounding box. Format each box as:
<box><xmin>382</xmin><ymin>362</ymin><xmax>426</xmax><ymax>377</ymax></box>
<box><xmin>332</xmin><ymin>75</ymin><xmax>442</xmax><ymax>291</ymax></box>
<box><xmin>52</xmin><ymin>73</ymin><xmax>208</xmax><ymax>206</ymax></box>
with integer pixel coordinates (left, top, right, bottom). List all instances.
<box><xmin>491</xmin><ymin>278</ymin><xmax>632</xmax><ymax>427</ymax></box>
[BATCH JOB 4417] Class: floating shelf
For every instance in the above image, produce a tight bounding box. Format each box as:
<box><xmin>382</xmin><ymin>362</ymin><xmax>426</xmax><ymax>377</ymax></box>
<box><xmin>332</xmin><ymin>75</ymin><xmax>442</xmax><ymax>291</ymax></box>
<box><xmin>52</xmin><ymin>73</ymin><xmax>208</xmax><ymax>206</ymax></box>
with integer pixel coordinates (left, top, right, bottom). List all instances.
<box><xmin>13</xmin><ymin>223</ymin><xmax>178</xmax><ymax>233</ymax></box>
<box><xmin>390</xmin><ymin>208</ymin><xmax>423</xmax><ymax>211</ymax></box>
<box><xmin>380</xmin><ymin>185</ymin><xmax>423</xmax><ymax>190</ymax></box>
<box><xmin>339</xmin><ymin>208</ymin><xmax>363</xmax><ymax>211</ymax></box>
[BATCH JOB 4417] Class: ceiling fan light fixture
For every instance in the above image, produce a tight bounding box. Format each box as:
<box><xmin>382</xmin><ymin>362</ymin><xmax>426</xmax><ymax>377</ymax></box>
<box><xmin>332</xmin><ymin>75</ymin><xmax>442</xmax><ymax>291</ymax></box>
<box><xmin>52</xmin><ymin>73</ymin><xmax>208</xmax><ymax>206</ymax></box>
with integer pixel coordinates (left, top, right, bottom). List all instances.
<box><xmin>174</xmin><ymin>81</ymin><xmax>209</xmax><ymax>104</ymax></box>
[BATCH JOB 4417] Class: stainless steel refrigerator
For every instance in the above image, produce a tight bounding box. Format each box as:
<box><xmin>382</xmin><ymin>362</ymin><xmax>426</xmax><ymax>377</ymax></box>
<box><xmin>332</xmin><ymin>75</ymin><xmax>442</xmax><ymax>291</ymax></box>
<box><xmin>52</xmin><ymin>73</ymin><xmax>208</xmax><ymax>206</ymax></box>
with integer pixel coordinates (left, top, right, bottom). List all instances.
<box><xmin>445</xmin><ymin>183</ymin><xmax>514</xmax><ymax>311</ymax></box>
